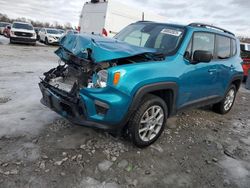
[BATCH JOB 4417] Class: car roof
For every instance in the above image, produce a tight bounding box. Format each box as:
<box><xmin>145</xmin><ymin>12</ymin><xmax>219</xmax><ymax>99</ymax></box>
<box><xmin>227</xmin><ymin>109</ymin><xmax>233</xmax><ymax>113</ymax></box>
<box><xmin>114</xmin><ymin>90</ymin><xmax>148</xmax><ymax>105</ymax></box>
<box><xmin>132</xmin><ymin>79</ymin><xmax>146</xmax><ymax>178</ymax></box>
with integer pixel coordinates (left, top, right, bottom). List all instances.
<box><xmin>12</xmin><ymin>21</ymin><xmax>32</xmax><ymax>25</ymax></box>
<box><xmin>0</xmin><ymin>22</ymin><xmax>11</xmax><ymax>24</ymax></box>
<box><xmin>136</xmin><ymin>21</ymin><xmax>235</xmax><ymax>38</ymax></box>
<box><xmin>45</xmin><ymin>28</ymin><xmax>59</xmax><ymax>30</ymax></box>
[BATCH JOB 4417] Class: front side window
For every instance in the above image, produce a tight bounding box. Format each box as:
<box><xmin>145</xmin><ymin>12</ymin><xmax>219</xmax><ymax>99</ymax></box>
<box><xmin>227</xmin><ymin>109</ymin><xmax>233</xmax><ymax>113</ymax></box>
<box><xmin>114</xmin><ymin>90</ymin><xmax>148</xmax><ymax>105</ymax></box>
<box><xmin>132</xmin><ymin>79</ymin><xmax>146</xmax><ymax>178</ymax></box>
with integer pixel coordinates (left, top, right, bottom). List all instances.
<box><xmin>185</xmin><ymin>32</ymin><xmax>215</xmax><ymax>60</ymax></box>
<box><xmin>192</xmin><ymin>32</ymin><xmax>215</xmax><ymax>57</ymax></box>
<box><xmin>115</xmin><ymin>23</ymin><xmax>185</xmax><ymax>55</ymax></box>
<box><xmin>216</xmin><ymin>35</ymin><xmax>231</xmax><ymax>59</ymax></box>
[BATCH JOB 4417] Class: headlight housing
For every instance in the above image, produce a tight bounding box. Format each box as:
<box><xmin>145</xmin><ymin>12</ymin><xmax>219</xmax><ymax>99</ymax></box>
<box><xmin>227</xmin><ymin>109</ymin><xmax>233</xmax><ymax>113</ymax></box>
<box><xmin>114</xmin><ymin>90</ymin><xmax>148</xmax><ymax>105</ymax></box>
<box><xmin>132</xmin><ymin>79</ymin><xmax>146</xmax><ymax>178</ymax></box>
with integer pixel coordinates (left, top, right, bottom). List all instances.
<box><xmin>96</xmin><ymin>70</ymin><xmax>108</xmax><ymax>88</ymax></box>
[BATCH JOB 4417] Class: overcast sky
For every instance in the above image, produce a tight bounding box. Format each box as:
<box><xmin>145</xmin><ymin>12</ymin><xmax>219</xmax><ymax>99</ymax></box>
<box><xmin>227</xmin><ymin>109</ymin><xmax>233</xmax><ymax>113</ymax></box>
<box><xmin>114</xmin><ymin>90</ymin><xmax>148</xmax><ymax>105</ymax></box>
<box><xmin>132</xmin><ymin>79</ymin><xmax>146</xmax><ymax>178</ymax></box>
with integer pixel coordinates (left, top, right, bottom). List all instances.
<box><xmin>0</xmin><ymin>0</ymin><xmax>249</xmax><ymax>36</ymax></box>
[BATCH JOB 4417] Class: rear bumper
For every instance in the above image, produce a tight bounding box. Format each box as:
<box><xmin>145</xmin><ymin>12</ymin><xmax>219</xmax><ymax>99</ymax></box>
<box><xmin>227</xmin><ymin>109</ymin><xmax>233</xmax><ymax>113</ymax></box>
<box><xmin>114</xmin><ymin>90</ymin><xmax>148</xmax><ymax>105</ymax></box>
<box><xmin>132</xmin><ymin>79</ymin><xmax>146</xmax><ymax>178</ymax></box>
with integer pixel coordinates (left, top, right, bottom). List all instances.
<box><xmin>39</xmin><ymin>82</ymin><xmax>127</xmax><ymax>132</ymax></box>
<box><xmin>10</xmin><ymin>37</ymin><xmax>36</xmax><ymax>44</ymax></box>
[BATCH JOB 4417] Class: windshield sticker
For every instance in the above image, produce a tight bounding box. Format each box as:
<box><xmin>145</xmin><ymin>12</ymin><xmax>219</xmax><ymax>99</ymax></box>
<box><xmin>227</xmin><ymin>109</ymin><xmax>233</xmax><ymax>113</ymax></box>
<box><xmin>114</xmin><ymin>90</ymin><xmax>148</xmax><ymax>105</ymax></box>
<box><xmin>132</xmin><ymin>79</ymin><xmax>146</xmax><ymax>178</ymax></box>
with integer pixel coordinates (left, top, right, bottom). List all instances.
<box><xmin>161</xmin><ymin>29</ymin><xmax>182</xmax><ymax>36</ymax></box>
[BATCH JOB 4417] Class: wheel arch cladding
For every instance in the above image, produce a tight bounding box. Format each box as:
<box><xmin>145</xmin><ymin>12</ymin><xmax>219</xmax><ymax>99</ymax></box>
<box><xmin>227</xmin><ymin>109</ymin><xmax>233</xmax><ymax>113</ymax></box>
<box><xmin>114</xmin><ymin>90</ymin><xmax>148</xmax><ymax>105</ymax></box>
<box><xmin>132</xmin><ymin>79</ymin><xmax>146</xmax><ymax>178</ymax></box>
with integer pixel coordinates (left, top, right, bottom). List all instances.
<box><xmin>130</xmin><ymin>82</ymin><xmax>178</xmax><ymax>117</ymax></box>
<box><xmin>231</xmin><ymin>79</ymin><xmax>241</xmax><ymax>91</ymax></box>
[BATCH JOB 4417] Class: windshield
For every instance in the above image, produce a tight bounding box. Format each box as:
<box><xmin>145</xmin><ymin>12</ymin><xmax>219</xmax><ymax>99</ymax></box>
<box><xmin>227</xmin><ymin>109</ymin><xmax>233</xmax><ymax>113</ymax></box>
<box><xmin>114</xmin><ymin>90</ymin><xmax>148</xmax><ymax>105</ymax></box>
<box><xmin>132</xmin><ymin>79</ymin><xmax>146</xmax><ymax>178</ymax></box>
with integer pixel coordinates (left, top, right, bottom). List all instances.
<box><xmin>47</xmin><ymin>29</ymin><xmax>60</xmax><ymax>34</ymax></box>
<box><xmin>114</xmin><ymin>23</ymin><xmax>185</xmax><ymax>55</ymax></box>
<box><xmin>58</xmin><ymin>30</ymin><xmax>65</xmax><ymax>34</ymax></box>
<box><xmin>12</xmin><ymin>23</ymin><xmax>33</xmax><ymax>30</ymax></box>
<box><xmin>0</xmin><ymin>23</ymin><xmax>10</xmax><ymax>27</ymax></box>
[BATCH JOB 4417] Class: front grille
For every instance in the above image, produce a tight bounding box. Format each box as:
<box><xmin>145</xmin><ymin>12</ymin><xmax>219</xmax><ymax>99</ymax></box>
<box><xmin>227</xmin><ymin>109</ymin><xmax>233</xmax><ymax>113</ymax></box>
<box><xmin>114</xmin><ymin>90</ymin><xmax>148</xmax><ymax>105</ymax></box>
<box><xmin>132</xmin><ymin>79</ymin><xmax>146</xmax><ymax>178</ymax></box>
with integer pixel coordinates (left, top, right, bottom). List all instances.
<box><xmin>14</xmin><ymin>32</ymin><xmax>33</xmax><ymax>37</ymax></box>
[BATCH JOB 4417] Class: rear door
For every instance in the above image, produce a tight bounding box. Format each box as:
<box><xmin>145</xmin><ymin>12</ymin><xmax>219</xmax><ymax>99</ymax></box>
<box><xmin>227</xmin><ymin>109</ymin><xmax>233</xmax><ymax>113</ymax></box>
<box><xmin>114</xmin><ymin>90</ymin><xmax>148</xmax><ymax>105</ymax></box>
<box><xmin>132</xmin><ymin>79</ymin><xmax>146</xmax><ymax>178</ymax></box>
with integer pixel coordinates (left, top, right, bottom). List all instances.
<box><xmin>215</xmin><ymin>35</ymin><xmax>237</xmax><ymax>94</ymax></box>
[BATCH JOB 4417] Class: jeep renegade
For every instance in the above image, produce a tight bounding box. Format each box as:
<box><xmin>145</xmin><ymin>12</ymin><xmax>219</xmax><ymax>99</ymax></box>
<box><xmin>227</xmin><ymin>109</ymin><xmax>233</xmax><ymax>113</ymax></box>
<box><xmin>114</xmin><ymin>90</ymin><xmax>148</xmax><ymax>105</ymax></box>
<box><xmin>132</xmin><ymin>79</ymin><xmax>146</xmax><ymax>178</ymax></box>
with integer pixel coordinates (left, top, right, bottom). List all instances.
<box><xmin>39</xmin><ymin>22</ymin><xmax>243</xmax><ymax>147</ymax></box>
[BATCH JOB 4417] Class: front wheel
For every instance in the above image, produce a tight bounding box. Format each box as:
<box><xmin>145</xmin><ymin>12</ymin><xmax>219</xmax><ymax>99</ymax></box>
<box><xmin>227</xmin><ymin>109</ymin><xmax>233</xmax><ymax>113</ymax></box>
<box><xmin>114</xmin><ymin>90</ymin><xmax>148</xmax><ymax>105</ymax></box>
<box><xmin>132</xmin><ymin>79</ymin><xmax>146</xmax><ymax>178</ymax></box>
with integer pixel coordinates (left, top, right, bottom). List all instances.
<box><xmin>9</xmin><ymin>38</ymin><xmax>13</xmax><ymax>44</ymax></box>
<box><xmin>128</xmin><ymin>94</ymin><xmax>168</xmax><ymax>148</ymax></box>
<box><xmin>45</xmin><ymin>37</ymin><xmax>49</xmax><ymax>45</ymax></box>
<box><xmin>213</xmin><ymin>85</ymin><xmax>237</xmax><ymax>114</ymax></box>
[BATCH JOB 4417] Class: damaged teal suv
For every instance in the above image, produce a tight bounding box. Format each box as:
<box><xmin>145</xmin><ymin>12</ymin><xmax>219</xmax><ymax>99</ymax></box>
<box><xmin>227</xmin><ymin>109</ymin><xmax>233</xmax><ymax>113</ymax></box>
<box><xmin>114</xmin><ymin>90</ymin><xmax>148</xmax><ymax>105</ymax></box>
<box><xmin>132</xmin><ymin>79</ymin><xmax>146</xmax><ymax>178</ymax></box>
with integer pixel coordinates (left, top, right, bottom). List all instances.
<box><xmin>39</xmin><ymin>22</ymin><xmax>243</xmax><ymax>147</ymax></box>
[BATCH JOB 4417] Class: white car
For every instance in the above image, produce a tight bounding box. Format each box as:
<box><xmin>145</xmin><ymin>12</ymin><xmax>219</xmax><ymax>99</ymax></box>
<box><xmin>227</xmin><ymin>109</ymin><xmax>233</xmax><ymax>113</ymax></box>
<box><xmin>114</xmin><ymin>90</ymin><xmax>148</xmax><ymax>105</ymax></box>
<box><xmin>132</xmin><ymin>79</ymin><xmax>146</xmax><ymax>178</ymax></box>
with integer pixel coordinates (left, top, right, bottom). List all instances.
<box><xmin>39</xmin><ymin>28</ymin><xmax>63</xmax><ymax>45</ymax></box>
<box><xmin>0</xmin><ymin>22</ymin><xmax>11</xmax><ymax>35</ymax></box>
<box><xmin>9</xmin><ymin>22</ymin><xmax>36</xmax><ymax>45</ymax></box>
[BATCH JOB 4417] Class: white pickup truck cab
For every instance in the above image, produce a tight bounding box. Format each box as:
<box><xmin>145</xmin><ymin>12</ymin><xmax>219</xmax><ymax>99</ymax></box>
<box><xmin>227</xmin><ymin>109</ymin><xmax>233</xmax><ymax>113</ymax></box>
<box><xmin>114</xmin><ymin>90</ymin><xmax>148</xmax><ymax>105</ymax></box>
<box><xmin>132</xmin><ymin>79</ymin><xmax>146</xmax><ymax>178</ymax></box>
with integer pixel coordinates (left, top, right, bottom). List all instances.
<box><xmin>9</xmin><ymin>22</ymin><xmax>36</xmax><ymax>45</ymax></box>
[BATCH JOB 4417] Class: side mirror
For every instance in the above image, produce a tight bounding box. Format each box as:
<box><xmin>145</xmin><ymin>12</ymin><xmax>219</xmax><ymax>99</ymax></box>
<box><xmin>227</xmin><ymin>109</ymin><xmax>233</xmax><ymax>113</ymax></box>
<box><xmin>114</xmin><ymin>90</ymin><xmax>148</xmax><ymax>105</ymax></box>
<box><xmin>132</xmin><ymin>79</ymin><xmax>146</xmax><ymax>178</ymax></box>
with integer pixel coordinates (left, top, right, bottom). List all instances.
<box><xmin>193</xmin><ymin>50</ymin><xmax>212</xmax><ymax>63</ymax></box>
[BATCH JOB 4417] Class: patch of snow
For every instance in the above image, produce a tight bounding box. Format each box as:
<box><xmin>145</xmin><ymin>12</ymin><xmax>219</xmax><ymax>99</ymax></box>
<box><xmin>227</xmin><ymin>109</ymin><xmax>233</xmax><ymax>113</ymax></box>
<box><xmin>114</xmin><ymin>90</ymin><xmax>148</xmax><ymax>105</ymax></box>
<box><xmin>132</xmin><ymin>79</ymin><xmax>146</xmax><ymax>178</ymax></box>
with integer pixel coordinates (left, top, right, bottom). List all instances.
<box><xmin>220</xmin><ymin>157</ymin><xmax>250</xmax><ymax>188</ymax></box>
<box><xmin>0</xmin><ymin>39</ymin><xmax>59</xmax><ymax>137</ymax></box>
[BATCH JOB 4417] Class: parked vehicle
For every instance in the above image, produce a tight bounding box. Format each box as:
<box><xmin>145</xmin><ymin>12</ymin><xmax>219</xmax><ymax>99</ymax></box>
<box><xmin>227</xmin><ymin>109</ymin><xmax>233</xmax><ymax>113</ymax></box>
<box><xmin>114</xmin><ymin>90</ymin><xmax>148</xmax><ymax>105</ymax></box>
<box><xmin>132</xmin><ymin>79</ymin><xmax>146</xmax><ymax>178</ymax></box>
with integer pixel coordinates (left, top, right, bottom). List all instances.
<box><xmin>240</xmin><ymin>43</ymin><xmax>250</xmax><ymax>81</ymax></box>
<box><xmin>66</xmin><ymin>29</ymin><xmax>79</xmax><ymax>35</ymax></box>
<box><xmin>0</xmin><ymin>22</ymin><xmax>11</xmax><ymax>35</ymax></box>
<box><xmin>34</xmin><ymin>27</ymin><xmax>41</xmax><ymax>40</ymax></box>
<box><xmin>79</xmin><ymin>0</ymin><xmax>166</xmax><ymax>37</ymax></box>
<box><xmin>3</xmin><ymin>25</ymin><xmax>11</xmax><ymax>38</ymax></box>
<box><xmin>39</xmin><ymin>28</ymin><xmax>63</xmax><ymax>45</ymax></box>
<box><xmin>57</xmin><ymin>29</ymin><xmax>65</xmax><ymax>35</ymax></box>
<box><xmin>9</xmin><ymin>22</ymin><xmax>36</xmax><ymax>45</ymax></box>
<box><xmin>39</xmin><ymin>22</ymin><xmax>243</xmax><ymax>147</ymax></box>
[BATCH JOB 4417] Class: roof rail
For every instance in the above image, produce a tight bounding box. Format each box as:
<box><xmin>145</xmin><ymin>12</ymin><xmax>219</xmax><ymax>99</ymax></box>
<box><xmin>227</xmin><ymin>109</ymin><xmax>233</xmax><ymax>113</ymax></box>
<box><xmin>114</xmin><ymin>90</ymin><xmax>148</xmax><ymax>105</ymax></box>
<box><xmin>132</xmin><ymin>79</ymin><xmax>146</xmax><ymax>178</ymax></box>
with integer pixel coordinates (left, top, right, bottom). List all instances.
<box><xmin>188</xmin><ymin>23</ymin><xmax>235</xmax><ymax>36</ymax></box>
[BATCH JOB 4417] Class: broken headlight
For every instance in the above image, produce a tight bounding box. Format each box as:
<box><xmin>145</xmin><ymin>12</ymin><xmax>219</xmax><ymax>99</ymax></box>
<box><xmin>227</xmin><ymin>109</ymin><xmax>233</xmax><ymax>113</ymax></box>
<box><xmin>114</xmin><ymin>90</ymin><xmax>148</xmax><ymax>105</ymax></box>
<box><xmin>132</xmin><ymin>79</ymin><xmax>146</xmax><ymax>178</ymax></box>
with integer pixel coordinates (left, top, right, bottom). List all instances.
<box><xmin>96</xmin><ymin>70</ymin><xmax>108</xmax><ymax>88</ymax></box>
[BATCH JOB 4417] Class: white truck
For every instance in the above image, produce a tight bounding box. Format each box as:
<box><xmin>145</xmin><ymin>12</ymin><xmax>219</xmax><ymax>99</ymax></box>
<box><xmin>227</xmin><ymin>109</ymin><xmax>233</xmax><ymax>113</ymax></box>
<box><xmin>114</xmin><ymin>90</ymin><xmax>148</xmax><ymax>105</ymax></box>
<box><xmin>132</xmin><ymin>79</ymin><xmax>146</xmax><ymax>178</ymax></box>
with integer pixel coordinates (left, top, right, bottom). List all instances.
<box><xmin>78</xmin><ymin>0</ymin><xmax>167</xmax><ymax>37</ymax></box>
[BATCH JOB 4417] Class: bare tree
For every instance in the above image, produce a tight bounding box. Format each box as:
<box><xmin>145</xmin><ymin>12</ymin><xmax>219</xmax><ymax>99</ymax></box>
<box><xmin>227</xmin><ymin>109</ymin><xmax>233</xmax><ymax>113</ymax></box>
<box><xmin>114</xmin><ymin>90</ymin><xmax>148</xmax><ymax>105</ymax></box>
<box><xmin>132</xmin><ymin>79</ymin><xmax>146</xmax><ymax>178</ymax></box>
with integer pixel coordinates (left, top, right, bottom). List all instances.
<box><xmin>0</xmin><ymin>12</ymin><xmax>73</xmax><ymax>30</ymax></box>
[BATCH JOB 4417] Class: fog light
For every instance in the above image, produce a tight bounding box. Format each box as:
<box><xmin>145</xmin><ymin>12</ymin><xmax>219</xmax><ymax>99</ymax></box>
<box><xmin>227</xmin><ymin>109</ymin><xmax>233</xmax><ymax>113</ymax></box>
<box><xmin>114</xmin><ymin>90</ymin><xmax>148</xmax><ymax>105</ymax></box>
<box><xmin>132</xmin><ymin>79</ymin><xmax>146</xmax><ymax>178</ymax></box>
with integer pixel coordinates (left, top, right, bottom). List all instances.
<box><xmin>95</xmin><ymin>100</ymin><xmax>109</xmax><ymax>115</ymax></box>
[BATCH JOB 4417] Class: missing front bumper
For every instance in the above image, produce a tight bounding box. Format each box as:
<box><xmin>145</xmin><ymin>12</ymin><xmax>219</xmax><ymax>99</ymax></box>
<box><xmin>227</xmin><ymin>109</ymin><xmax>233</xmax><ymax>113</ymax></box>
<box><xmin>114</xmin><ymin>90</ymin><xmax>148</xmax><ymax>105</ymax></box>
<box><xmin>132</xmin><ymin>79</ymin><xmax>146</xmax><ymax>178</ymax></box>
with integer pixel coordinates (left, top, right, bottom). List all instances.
<box><xmin>39</xmin><ymin>82</ymin><xmax>119</xmax><ymax>132</ymax></box>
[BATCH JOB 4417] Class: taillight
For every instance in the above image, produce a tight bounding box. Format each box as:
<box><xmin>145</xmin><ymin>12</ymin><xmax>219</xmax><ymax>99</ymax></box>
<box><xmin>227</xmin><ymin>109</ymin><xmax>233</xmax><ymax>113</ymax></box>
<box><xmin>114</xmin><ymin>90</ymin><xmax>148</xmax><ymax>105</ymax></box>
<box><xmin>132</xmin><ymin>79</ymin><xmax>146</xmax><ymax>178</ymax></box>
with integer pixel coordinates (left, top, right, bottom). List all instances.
<box><xmin>102</xmin><ymin>28</ymin><xmax>108</xmax><ymax>37</ymax></box>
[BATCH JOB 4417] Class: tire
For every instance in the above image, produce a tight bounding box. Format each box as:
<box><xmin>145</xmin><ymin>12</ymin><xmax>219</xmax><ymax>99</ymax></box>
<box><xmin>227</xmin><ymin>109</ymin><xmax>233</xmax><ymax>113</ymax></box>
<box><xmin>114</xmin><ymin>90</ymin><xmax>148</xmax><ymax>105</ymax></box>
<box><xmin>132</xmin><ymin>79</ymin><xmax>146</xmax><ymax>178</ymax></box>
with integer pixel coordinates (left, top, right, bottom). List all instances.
<box><xmin>213</xmin><ymin>85</ymin><xmax>237</xmax><ymax>114</ymax></box>
<box><xmin>243</xmin><ymin>76</ymin><xmax>247</xmax><ymax>83</ymax></box>
<box><xmin>45</xmin><ymin>37</ymin><xmax>49</xmax><ymax>45</ymax></box>
<box><xmin>9</xmin><ymin>38</ymin><xmax>13</xmax><ymax>44</ymax></box>
<box><xmin>128</xmin><ymin>94</ymin><xmax>168</xmax><ymax>148</ymax></box>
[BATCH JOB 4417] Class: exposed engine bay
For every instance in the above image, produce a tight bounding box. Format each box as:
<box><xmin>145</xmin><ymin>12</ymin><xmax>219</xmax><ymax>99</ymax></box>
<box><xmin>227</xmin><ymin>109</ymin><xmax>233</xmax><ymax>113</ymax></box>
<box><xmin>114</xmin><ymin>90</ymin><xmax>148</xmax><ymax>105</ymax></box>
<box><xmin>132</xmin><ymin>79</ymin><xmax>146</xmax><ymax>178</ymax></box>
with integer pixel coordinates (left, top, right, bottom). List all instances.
<box><xmin>42</xmin><ymin>51</ymin><xmax>163</xmax><ymax>96</ymax></box>
<box><xmin>43</xmin><ymin>60</ymin><xmax>115</xmax><ymax>95</ymax></box>
<box><xmin>41</xmin><ymin>34</ymin><xmax>164</xmax><ymax>96</ymax></box>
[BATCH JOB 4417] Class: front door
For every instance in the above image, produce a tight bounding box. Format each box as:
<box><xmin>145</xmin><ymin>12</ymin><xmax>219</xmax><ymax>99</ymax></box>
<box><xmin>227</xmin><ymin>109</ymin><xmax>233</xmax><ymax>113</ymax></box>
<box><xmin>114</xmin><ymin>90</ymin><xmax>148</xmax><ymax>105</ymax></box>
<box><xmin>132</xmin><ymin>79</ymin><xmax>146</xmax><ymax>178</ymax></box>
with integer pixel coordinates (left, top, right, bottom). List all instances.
<box><xmin>177</xmin><ymin>32</ymin><xmax>220</xmax><ymax>108</ymax></box>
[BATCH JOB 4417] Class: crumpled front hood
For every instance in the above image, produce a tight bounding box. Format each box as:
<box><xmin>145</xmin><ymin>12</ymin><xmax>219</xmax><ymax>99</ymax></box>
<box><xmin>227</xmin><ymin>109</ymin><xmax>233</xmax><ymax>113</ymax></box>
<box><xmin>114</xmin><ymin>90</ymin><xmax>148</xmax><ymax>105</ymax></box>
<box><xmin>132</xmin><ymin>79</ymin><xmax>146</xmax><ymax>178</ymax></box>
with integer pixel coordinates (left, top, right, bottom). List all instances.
<box><xmin>55</xmin><ymin>34</ymin><xmax>157</xmax><ymax>63</ymax></box>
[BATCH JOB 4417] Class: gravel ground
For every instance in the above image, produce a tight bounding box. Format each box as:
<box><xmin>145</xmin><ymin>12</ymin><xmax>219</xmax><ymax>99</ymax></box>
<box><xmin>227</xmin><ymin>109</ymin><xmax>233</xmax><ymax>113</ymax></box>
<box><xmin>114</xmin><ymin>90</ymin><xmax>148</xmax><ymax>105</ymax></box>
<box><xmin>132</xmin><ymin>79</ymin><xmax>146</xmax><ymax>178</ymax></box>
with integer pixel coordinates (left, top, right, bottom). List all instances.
<box><xmin>0</xmin><ymin>35</ymin><xmax>250</xmax><ymax>188</ymax></box>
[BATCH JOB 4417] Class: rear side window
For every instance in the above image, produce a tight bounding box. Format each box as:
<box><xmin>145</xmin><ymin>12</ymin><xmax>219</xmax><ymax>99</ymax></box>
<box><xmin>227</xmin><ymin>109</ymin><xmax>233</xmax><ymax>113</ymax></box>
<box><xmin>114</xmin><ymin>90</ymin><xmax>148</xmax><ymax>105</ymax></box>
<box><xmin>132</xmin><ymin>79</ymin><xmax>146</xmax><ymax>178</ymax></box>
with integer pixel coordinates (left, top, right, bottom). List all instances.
<box><xmin>216</xmin><ymin>35</ymin><xmax>231</xmax><ymax>59</ymax></box>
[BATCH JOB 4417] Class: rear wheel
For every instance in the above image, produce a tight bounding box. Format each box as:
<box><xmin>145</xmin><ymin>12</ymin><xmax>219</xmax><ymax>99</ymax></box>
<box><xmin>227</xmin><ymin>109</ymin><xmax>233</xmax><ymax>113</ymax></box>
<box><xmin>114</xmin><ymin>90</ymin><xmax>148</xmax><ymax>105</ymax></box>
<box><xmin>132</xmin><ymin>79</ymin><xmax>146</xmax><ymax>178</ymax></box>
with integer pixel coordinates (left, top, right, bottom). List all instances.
<box><xmin>128</xmin><ymin>94</ymin><xmax>168</xmax><ymax>148</ymax></box>
<box><xmin>213</xmin><ymin>85</ymin><xmax>237</xmax><ymax>114</ymax></box>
